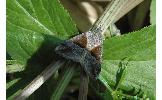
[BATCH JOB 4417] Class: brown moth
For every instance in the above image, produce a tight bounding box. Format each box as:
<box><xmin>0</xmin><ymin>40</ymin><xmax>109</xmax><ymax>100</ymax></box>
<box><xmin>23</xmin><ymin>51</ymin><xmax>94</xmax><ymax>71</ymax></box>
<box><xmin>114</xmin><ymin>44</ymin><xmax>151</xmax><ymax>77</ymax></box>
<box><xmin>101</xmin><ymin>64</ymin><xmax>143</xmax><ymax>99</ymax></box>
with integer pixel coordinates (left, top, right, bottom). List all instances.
<box><xmin>55</xmin><ymin>29</ymin><xmax>103</xmax><ymax>79</ymax></box>
<box><xmin>55</xmin><ymin>0</ymin><xmax>128</xmax><ymax>79</ymax></box>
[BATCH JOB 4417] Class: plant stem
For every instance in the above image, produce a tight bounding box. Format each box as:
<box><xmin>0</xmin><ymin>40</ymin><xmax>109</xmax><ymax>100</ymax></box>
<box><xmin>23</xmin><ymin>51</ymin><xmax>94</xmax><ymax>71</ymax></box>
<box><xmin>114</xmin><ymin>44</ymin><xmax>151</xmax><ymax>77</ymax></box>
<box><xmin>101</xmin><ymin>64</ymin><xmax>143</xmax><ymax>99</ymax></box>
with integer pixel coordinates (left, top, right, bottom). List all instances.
<box><xmin>114</xmin><ymin>0</ymin><xmax>144</xmax><ymax>22</ymax></box>
<box><xmin>14</xmin><ymin>60</ymin><xmax>66</xmax><ymax>100</ymax></box>
<box><xmin>78</xmin><ymin>67</ymin><xmax>89</xmax><ymax>100</ymax></box>
<box><xmin>51</xmin><ymin>61</ymin><xmax>76</xmax><ymax>100</ymax></box>
<box><xmin>99</xmin><ymin>75</ymin><xmax>113</xmax><ymax>93</ymax></box>
<box><xmin>89</xmin><ymin>0</ymin><xmax>144</xmax><ymax>35</ymax></box>
<box><xmin>90</xmin><ymin>0</ymin><xmax>129</xmax><ymax>35</ymax></box>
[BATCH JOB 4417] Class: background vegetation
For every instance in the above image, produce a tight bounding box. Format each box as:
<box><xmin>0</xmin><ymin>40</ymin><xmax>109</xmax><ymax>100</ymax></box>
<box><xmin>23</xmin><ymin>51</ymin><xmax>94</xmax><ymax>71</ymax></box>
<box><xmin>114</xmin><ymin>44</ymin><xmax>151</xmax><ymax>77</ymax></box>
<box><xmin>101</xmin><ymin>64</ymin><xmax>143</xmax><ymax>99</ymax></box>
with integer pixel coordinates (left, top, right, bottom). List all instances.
<box><xmin>7</xmin><ymin>0</ymin><xmax>156</xmax><ymax>99</ymax></box>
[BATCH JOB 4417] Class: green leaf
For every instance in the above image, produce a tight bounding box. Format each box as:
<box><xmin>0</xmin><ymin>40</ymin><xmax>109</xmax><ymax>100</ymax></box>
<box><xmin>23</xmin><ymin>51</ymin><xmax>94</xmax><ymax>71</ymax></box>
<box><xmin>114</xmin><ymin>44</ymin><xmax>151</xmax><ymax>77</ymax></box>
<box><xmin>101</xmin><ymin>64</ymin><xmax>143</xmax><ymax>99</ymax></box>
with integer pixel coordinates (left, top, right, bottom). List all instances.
<box><xmin>7</xmin><ymin>78</ymin><xmax>22</xmax><ymax>100</ymax></box>
<box><xmin>7</xmin><ymin>63</ymin><xmax>25</xmax><ymax>73</ymax></box>
<box><xmin>7</xmin><ymin>75</ymin><xmax>37</xmax><ymax>100</ymax></box>
<box><xmin>6</xmin><ymin>60</ymin><xmax>25</xmax><ymax>73</ymax></box>
<box><xmin>99</xmin><ymin>25</ymin><xmax>156</xmax><ymax>99</ymax></box>
<box><xmin>7</xmin><ymin>0</ymin><xmax>78</xmax><ymax>64</ymax></box>
<box><xmin>103</xmin><ymin>25</ymin><xmax>155</xmax><ymax>61</ymax></box>
<box><xmin>6</xmin><ymin>0</ymin><xmax>78</xmax><ymax>99</ymax></box>
<box><xmin>150</xmin><ymin>0</ymin><xmax>156</xmax><ymax>25</ymax></box>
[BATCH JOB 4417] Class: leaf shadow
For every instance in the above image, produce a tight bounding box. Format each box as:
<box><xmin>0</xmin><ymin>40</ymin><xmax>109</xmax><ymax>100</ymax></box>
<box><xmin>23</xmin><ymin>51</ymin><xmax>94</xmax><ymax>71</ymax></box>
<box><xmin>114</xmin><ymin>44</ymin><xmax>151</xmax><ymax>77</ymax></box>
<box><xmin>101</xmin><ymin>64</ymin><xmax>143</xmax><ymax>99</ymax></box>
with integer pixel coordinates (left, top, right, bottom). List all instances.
<box><xmin>7</xmin><ymin>34</ymin><xmax>64</xmax><ymax>99</ymax></box>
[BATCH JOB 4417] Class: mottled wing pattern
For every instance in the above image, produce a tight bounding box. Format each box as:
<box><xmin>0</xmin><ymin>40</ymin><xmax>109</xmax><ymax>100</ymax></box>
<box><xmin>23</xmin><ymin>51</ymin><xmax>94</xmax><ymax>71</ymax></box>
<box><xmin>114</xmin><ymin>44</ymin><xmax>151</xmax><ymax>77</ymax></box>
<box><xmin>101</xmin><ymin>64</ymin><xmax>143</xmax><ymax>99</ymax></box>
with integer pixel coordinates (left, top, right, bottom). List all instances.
<box><xmin>55</xmin><ymin>40</ymin><xmax>101</xmax><ymax>79</ymax></box>
<box><xmin>71</xmin><ymin>32</ymin><xmax>103</xmax><ymax>62</ymax></box>
<box><xmin>55</xmin><ymin>31</ymin><xmax>103</xmax><ymax>79</ymax></box>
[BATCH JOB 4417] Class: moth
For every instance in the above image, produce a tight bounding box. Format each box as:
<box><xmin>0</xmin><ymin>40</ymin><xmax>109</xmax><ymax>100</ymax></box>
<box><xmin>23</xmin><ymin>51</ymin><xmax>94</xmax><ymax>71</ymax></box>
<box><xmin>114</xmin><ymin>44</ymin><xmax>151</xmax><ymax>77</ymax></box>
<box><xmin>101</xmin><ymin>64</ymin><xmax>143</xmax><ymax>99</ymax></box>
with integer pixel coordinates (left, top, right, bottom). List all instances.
<box><xmin>55</xmin><ymin>29</ymin><xmax>103</xmax><ymax>79</ymax></box>
<box><xmin>55</xmin><ymin>0</ymin><xmax>128</xmax><ymax>79</ymax></box>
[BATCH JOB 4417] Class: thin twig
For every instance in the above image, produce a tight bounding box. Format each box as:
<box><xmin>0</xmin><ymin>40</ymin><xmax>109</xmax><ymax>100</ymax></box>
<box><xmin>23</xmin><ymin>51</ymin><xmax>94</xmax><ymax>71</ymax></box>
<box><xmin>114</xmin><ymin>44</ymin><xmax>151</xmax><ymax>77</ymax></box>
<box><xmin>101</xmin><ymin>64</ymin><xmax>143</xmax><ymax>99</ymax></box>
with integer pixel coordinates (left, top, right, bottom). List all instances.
<box><xmin>14</xmin><ymin>60</ymin><xmax>66</xmax><ymax>100</ymax></box>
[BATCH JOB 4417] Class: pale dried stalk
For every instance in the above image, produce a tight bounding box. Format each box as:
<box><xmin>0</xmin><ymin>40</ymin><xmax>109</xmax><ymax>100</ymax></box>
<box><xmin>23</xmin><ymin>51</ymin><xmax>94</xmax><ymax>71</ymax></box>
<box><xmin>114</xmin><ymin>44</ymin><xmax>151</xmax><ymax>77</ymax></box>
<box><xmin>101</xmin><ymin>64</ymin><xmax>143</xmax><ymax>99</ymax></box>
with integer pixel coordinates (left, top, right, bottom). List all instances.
<box><xmin>14</xmin><ymin>60</ymin><xmax>66</xmax><ymax>100</ymax></box>
<box><xmin>91</xmin><ymin>0</ymin><xmax>144</xmax><ymax>23</ymax></box>
<box><xmin>114</xmin><ymin>0</ymin><xmax>144</xmax><ymax>22</ymax></box>
<box><xmin>51</xmin><ymin>62</ymin><xmax>76</xmax><ymax>100</ymax></box>
<box><xmin>14</xmin><ymin>0</ymin><xmax>144</xmax><ymax>99</ymax></box>
<box><xmin>90</xmin><ymin>0</ymin><xmax>129</xmax><ymax>35</ymax></box>
<box><xmin>89</xmin><ymin>0</ymin><xmax>144</xmax><ymax>37</ymax></box>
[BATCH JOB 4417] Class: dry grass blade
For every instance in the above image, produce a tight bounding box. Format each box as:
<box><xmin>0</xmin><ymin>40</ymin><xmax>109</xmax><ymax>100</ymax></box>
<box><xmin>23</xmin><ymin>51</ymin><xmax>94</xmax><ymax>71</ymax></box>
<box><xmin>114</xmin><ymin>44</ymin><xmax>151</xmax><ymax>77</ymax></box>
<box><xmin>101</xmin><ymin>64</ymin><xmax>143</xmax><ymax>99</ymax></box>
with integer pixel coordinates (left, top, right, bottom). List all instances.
<box><xmin>91</xmin><ymin>0</ymin><xmax>144</xmax><ymax>23</ymax></box>
<box><xmin>114</xmin><ymin>0</ymin><xmax>144</xmax><ymax>22</ymax></box>
<box><xmin>14</xmin><ymin>60</ymin><xmax>66</xmax><ymax>100</ymax></box>
<box><xmin>90</xmin><ymin>0</ymin><xmax>129</xmax><ymax>35</ymax></box>
<box><xmin>51</xmin><ymin>61</ymin><xmax>76</xmax><ymax>100</ymax></box>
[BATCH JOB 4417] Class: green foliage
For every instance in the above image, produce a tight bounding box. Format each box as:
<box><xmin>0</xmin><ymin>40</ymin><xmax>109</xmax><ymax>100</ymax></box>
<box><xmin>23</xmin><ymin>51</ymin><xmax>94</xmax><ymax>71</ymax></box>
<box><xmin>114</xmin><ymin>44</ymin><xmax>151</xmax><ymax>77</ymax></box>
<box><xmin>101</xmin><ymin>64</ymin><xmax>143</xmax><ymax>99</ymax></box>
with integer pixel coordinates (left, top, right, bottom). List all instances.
<box><xmin>6</xmin><ymin>0</ymin><xmax>156</xmax><ymax>99</ymax></box>
<box><xmin>99</xmin><ymin>25</ymin><xmax>156</xmax><ymax>99</ymax></box>
<box><xmin>7</xmin><ymin>0</ymin><xmax>78</xmax><ymax>64</ymax></box>
<box><xmin>103</xmin><ymin>25</ymin><xmax>155</xmax><ymax>61</ymax></box>
<box><xmin>6</xmin><ymin>0</ymin><xmax>78</xmax><ymax>99</ymax></box>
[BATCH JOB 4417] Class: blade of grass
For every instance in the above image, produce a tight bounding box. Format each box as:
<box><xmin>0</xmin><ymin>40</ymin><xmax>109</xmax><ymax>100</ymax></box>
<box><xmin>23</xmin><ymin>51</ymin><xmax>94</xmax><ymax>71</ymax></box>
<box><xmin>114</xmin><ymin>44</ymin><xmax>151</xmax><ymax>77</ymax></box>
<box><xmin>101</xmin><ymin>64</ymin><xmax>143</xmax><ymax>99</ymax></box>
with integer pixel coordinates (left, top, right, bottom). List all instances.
<box><xmin>91</xmin><ymin>0</ymin><xmax>144</xmax><ymax>23</ymax></box>
<box><xmin>90</xmin><ymin>0</ymin><xmax>129</xmax><ymax>35</ymax></box>
<box><xmin>14</xmin><ymin>60</ymin><xmax>66</xmax><ymax>100</ymax></box>
<box><xmin>51</xmin><ymin>61</ymin><xmax>76</xmax><ymax>100</ymax></box>
<box><xmin>88</xmin><ymin>0</ymin><xmax>144</xmax><ymax>25</ymax></box>
<box><xmin>114</xmin><ymin>0</ymin><xmax>144</xmax><ymax>22</ymax></box>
